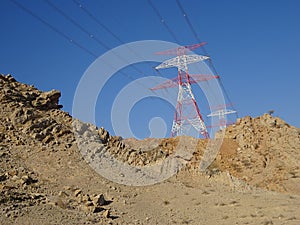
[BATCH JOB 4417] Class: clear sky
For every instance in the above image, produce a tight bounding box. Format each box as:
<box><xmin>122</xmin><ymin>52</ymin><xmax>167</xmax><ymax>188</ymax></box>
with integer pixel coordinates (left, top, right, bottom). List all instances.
<box><xmin>1</xmin><ymin>0</ymin><xmax>299</xmax><ymax>139</ymax></box>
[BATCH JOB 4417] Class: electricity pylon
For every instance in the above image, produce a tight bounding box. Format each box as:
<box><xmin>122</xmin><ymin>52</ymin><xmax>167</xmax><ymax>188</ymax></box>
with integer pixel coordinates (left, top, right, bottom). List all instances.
<box><xmin>151</xmin><ymin>42</ymin><xmax>218</xmax><ymax>138</ymax></box>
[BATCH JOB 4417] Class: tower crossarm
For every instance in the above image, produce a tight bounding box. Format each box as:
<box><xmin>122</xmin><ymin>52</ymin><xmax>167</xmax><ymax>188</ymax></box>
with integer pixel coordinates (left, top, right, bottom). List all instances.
<box><xmin>207</xmin><ymin>109</ymin><xmax>237</xmax><ymax>130</ymax></box>
<box><xmin>152</xmin><ymin>42</ymin><xmax>211</xmax><ymax>138</ymax></box>
<box><xmin>155</xmin><ymin>42</ymin><xmax>208</xmax><ymax>55</ymax></box>
<box><xmin>150</xmin><ymin>74</ymin><xmax>219</xmax><ymax>90</ymax></box>
<box><xmin>207</xmin><ymin>109</ymin><xmax>237</xmax><ymax>118</ymax></box>
<box><xmin>155</xmin><ymin>54</ymin><xmax>209</xmax><ymax>70</ymax></box>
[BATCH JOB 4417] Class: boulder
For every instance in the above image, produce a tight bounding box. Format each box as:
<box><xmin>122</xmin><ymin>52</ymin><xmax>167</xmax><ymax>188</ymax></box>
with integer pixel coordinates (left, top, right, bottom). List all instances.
<box><xmin>32</xmin><ymin>90</ymin><xmax>62</xmax><ymax>110</ymax></box>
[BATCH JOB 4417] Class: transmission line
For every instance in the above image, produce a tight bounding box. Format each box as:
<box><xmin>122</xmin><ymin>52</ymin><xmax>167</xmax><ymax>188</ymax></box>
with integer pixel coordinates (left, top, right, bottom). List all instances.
<box><xmin>72</xmin><ymin>0</ymin><xmax>164</xmax><ymax>81</ymax></box>
<box><xmin>175</xmin><ymin>0</ymin><xmax>212</xmax><ymax>62</ymax></box>
<box><xmin>44</xmin><ymin>0</ymin><xmax>111</xmax><ymax>50</ymax></box>
<box><xmin>175</xmin><ymin>0</ymin><xmax>238</xmax><ymax>115</ymax></box>
<box><xmin>147</xmin><ymin>0</ymin><xmax>180</xmax><ymax>44</ymax></box>
<box><xmin>11</xmin><ymin>0</ymin><xmax>151</xmax><ymax>90</ymax></box>
<box><xmin>72</xmin><ymin>0</ymin><xmax>125</xmax><ymax>45</ymax></box>
<box><xmin>11</xmin><ymin>0</ymin><xmax>180</xmax><ymax>117</ymax></box>
<box><xmin>71</xmin><ymin>0</ymin><xmax>175</xmax><ymax>105</ymax></box>
<box><xmin>46</xmin><ymin>0</ymin><xmax>156</xmax><ymax>80</ymax></box>
<box><xmin>147</xmin><ymin>1</ymin><xmax>215</xmax><ymax>111</ymax></box>
<box><xmin>10</xmin><ymin>0</ymin><xmax>97</xmax><ymax>58</ymax></box>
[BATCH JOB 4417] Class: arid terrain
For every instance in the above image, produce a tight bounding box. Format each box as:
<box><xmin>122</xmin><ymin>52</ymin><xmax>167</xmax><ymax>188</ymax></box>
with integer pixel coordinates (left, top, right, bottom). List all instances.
<box><xmin>0</xmin><ymin>74</ymin><xmax>299</xmax><ymax>224</ymax></box>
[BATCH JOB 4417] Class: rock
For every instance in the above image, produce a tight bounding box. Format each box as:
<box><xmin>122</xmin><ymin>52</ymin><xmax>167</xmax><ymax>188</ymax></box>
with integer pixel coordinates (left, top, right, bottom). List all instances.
<box><xmin>82</xmin><ymin>205</ymin><xmax>103</xmax><ymax>213</ymax></box>
<box><xmin>11</xmin><ymin>175</ymin><xmax>19</xmax><ymax>181</ymax></box>
<box><xmin>82</xmin><ymin>194</ymin><xmax>91</xmax><ymax>203</ymax></box>
<box><xmin>85</xmin><ymin>201</ymin><xmax>94</xmax><ymax>207</ymax></box>
<box><xmin>31</xmin><ymin>90</ymin><xmax>62</xmax><ymax>110</ymax></box>
<box><xmin>103</xmin><ymin>209</ymin><xmax>110</xmax><ymax>218</ymax></box>
<box><xmin>0</xmin><ymin>173</ymin><xmax>8</xmax><ymax>182</ymax></box>
<box><xmin>74</xmin><ymin>189</ymin><xmax>82</xmax><ymax>197</ymax></box>
<box><xmin>10</xmin><ymin>108</ymin><xmax>36</xmax><ymax>125</ymax></box>
<box><xmin>8</xmin><ymin>170</ymin><xmax>18</xmax><ymax>176</ymax></box>
<box><xmin>6</xmin><ymin>74</ymin><xmax>16</xmax><ymax>82</ymax></box>
<box><xmin>93</xmin><ymin>194</ymin><xmax>106</xmax><ymax>206</ymax></box>
<box><xmin>58</xmin><ymin>191</ymin><xmax>69</xmax><ymax>197</ymax></box>
<box><xmin>98</xmin><ymin>127</ymin><xmax>110</xmax><ymax>143</ymax></box>
<box><xmin>20</xmin><ymin>175</ymin><xmax>37</xmax><ymax>185</ymax></box>
<box><xmin>43</xmin><ymin>135</ymin><xmax>54</xmax><ymax>144</ymax></box>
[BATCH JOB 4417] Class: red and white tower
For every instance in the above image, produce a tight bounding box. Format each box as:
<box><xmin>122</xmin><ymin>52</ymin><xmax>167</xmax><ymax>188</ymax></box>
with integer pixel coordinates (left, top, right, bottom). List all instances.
<box><xmin>151</xmin><ymin>43</ymin><xmax>218</xmax><ymax>138</ymax></box>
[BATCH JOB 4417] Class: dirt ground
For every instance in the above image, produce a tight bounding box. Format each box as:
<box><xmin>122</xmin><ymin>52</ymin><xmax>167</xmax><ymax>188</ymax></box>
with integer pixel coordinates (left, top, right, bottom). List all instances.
<box><xmin>0</xmin><ymin>74</ymin><xmax>299</xmax><ymax>224</ymax></box>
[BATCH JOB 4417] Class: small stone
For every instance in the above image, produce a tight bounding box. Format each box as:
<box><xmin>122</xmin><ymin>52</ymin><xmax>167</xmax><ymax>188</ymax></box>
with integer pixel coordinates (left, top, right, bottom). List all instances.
<box><xmin>82</xmin><ymin>205</ymin><xmax>102</xmax><ymax>213</ymax></box>
<box><xmin>8</xmin><ymin>170</ymin><xmax>18</xmax><ymax>176</ymax></box>
<box><xmin>93</xmin><ymin>194</ymin><xmax>106</xmax><ymax>206</ymax></box>
<box><xmin>58</xmin><ymin>191</ymin><xmax>69</xmax><ymax>197</ymax></box>
<box><xmin>93</xmin><ymin>206</ymin><xmax>103</xmax><ymax>213</ymax></box>
<box><xmin>82</xmin><ymin>194</ymin><xmax>91</xmax><ymax>202</ymax></box>
<box><xmin>21</xmin><ymin>175</ymin><xmax>29</xmax><ymax>184</ymax></box>
<box><xmin>85</xmin><ymin>201</ymin><xmax>94</xmax><ymax>207</ymax></box>
<box><xmin>74</xmin><ymin>189</ymin><xmax>82</xmax><ymax>197</ymax></box>
<box><xmin>0</xmin><ymin>174</ymin><xmax>8</xmax><ymax>182</ymax></box>
<box><xmin>103</xmin><ymin>209</ymin><xmax>110</xmax><ymax>218</ymax></box>
<box><xmin>43</xmin><ymin>135</ymin><xmax>53</xmax><ymax>144</ymax></box>
<box><xmin>11</xmin><ymin>175</ymin><xmax>19</xmax><ymax>181</ymax></box>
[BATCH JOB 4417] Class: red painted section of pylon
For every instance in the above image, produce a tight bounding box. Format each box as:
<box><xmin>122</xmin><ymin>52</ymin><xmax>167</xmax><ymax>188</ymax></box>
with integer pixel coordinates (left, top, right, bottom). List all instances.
<box><xmin>152</xmin><ymin>43</ymin><xmax>211</xmax><ymax>138</ymax></box>
<box><xmin>155</xmin><ymin>42</ymin><xmax>208</xmax><ymax>55</ymax></box>
<box><xmin>150</xmin><ymin>74</ymin><xmax>219</xmax><ymax>90</ymax></box>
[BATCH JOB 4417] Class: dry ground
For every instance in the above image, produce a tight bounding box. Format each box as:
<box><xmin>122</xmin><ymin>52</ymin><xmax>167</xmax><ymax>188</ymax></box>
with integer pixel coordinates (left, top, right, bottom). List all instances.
<box><xmin>1</xmin><ymin>74</ymin><xmax>299</xmax><ymax>224</ymax></box>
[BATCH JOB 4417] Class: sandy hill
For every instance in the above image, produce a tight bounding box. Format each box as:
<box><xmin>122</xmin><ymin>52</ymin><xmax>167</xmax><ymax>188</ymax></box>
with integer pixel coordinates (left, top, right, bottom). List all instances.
<box><xmin>0</xmin><ymin>74</ymin><xmax>299</xmax><ymax>225</ymax></box>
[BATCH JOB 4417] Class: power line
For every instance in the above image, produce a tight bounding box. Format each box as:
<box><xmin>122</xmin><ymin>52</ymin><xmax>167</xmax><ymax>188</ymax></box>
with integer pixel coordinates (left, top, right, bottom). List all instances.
<box><xmin>175</xmin><ymin>0</ymin><xmax>201</xmax><ymax>44</ymax></box>
<box><xmin>175</xmin><ymin>0</ymin><xmax>238</xmax><ymax>116</ymax></box>
<box><xmin>147</xmin><ymin>1</ymin><xmax>223</xmax><ymax>112</ymax></box>
<box><xmin>10</xmin><ymin>0</ymin><xmax>97</xmax><ymax>58</ymax></box>
<box><xmin>72</xmin><ymin>0</ymin><xmax>164</xmax><ymax>80</ymax></box>
<box><xmin>45</xmin><ymin>0</ymin><xmax>153</xmax><ymax>79</ymax></box>
<box><xmin>44</xmin><ymin>0</ymin><xmax>111</xmax><ymax>50</ymax></box>
<box><xmin>71</xmin><ymin>0</ymin><xmax>176</xmax><ymax>104</ymax></box>
<box><xmin>72</xmin><ymin>0</ymin><xmax>125</xmax><ymax>45</ymax></box>
<box><xmin>175</xmin><ymin>0</ymin><xmax>211</xmax><ymax>59</ymax></box>
<box><xmin>10</xmin><ymin>0</ymin><xmax>150</xmax><ymax>90</ymax></box>
<box><xmin>147</xmin><ymin>0</ymin><xmax>180</xmax><ymax>44</ymax></box>
<box><xmin>175</xmin><ymin>0</ymin><xmax>219</xmax><ymax>76</ymax></box>
<box><xmin>72</xmin><ymin>0</ymin><xmax>179</xmax><ymax>101</ymax></box>
<box><xmin>10</xmin><ymin>0</ymin><xmax>179</xmax><ymax>130</ymax></box>
<box><xmin>147</xmin><ymin>1</ymin><xmax>219</xmax><ymax>116</ymax></box>
<box><xmin>72</xmin><ymin>0</ymin><xmax>160</xmax><ymax>77</ymax></box>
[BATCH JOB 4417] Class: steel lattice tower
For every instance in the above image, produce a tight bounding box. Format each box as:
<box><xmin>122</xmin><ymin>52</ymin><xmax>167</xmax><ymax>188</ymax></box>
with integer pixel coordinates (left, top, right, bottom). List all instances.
<box><xmin>151</xmin><ymin>43</ymin><xmax>218</xmax><ymax>138</ymax></box>
<box><xmin>207</xmin><ymin>108</ymin><xmax>237</xmax><ymax>130</ymax></box>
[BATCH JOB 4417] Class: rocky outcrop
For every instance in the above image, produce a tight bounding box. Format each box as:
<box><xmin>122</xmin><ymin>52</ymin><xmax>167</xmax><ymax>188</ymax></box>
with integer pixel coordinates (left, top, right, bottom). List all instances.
<box><xmin>73</xmin><ymin>120</ymin><xmax>174</xmax><ymax>167</ymax></box>
<box><xmin>216</xmin><ymin>114</ymin><xmax>300</xmax><ymax>194</ymax></box>
<box><xmin>31</xmin><ymin>90</ymin><xmax>62</xmax><ymax>110</ymax></box>
<box><xmin>0</xmin><ymin>74</ymin><xmax>117</xmax><ymax>222</ymax></box>
<box><xmin>0</xmin><ymin>74</ymin><xmax>62</xmax><ymax>110</ymax></box>
<box><xmin>0</xmin><ymin>74</ymin><xmax>73</xmax><ymax>147</ymax></box>
<box><xmin>1</xmin><ymin>73</ymin><xmax>300</xmax><ymax>197</ymax></box>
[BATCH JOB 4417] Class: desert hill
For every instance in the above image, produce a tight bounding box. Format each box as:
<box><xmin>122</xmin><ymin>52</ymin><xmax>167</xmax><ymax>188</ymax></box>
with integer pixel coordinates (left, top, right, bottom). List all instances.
<box><xmin>0</xmin><ymin>74</ymin><xmax>299</xmax><ymax>225</ymax></box>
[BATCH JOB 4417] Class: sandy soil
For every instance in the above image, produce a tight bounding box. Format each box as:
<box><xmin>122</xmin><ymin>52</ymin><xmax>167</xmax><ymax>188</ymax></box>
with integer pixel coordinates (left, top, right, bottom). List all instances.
<box><xmin>0</xmin><ymin>74</ymin><xmax>299</xmax><ymax>224</ymax></box>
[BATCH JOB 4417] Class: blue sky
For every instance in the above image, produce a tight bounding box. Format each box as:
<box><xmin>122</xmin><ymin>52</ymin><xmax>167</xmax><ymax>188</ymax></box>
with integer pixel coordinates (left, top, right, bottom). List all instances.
<box><xmin>1</xmin><ymin>0</ymin><xmax>299</xmax><ymax>138</ymax></box>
